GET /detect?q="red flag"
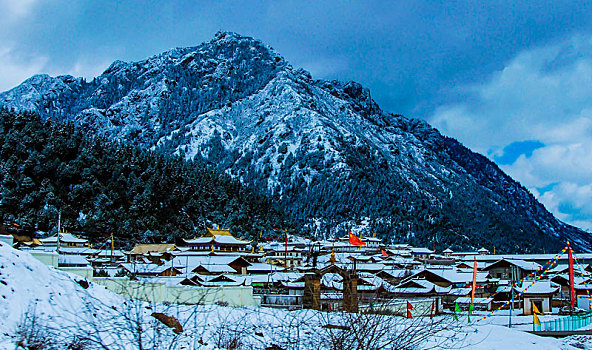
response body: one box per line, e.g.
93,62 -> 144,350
381,249 -> 388,257
407,301 -> 413,318
348,231 -> 366,246
430,299 -> 436,319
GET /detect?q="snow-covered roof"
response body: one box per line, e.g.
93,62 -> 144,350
409,247 -> 434,254
496,286 -> 512,293
376,268 -> 409,279
184,235 -> 251,245
382,256 -> 419,266
575,283 -> 592,291
282,282 -> 305,289
187,275 -> 250,287
392,279 -> 450,295
40,233 -> 88,244
455,261 -> 488,269
484,258 -> 541,272
171,255 -> 250,270
247,263 -> 283,273
391,244 -> 411,249
129,244 -> 176,255
550,274 -> 590,285
194,264 -> 236,274
356,273 -> 394,292
252,272 -> 303,283
414,268 -> 489,284
119,263 -> 181,275
57,247 -> 98,255
336,262 -> 385,272
95,249 -> 126,258
448,287 -> 471,296
515,280 -> 559,295
321,273 -> 343,290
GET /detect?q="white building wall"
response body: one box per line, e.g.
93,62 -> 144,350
58,266 -> 94,279
523,296 -> 552,315
93,277 -> 260,307
578,295 -> 592,310
0,235 -> 13,247
30,250 -> 59,267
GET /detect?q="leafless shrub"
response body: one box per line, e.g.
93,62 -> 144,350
14,306 -> 56,350
14,305 -> 91,350
312,300 -> 464,350
11,277 -> 471,350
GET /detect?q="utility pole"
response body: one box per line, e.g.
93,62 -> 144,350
509,265 -> 515,328
284,229 -> 288,270
110,232 -> 114,262
56,211 -> 61,252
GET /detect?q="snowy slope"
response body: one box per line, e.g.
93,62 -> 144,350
0,242 -> 124,348
0,31 -> 589,252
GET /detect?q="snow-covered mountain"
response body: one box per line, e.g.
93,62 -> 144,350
1,32 -> 588,252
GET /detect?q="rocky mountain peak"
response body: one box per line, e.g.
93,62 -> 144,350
0,32 -> 589,252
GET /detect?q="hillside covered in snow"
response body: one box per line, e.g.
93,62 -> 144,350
0,32 -> 588,252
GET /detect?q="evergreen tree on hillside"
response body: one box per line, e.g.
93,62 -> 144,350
0,109 -> 291,246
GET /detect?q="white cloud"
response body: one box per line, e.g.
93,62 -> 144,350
299,56 -> 350,79
0,0 -> 38,19
537,182 -> 592,231
0,45 -> 48,91
0,44 -> 111,91
429,35 -> 592,231
432,35 -> 592,152
65,59 -> 111,81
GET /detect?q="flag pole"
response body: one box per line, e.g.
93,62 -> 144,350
284,229 -> 288,270
111,232 -> 114,262
568,241 -> 575,310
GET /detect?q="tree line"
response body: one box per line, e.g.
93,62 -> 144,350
0,108 -> 291,247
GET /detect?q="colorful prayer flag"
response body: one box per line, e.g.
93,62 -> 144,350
532,301 -> 541,315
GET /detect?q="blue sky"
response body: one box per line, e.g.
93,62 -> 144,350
2,0 -> 592,231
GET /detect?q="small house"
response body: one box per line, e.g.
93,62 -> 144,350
515,280 -> 559,315
40,233 -> 88,248
483,259 -> 541,281
183,227 -> 251,253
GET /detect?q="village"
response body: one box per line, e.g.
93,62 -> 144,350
2,224 -> 592,329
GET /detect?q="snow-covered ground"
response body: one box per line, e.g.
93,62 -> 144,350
1,241 -> 590,349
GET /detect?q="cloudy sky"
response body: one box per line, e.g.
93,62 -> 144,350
2,0 -> 592,231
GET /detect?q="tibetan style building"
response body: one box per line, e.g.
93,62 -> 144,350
183,227 -> 251,253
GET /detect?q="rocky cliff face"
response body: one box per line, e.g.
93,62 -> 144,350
1,32 -> 588,252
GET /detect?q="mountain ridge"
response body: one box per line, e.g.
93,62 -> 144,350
1,31 -> 588,253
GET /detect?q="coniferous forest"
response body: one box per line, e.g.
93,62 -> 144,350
0,109 -> 291,246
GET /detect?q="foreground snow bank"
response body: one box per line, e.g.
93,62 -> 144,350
0,242 -> 124,347
1,241 -> 590,349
